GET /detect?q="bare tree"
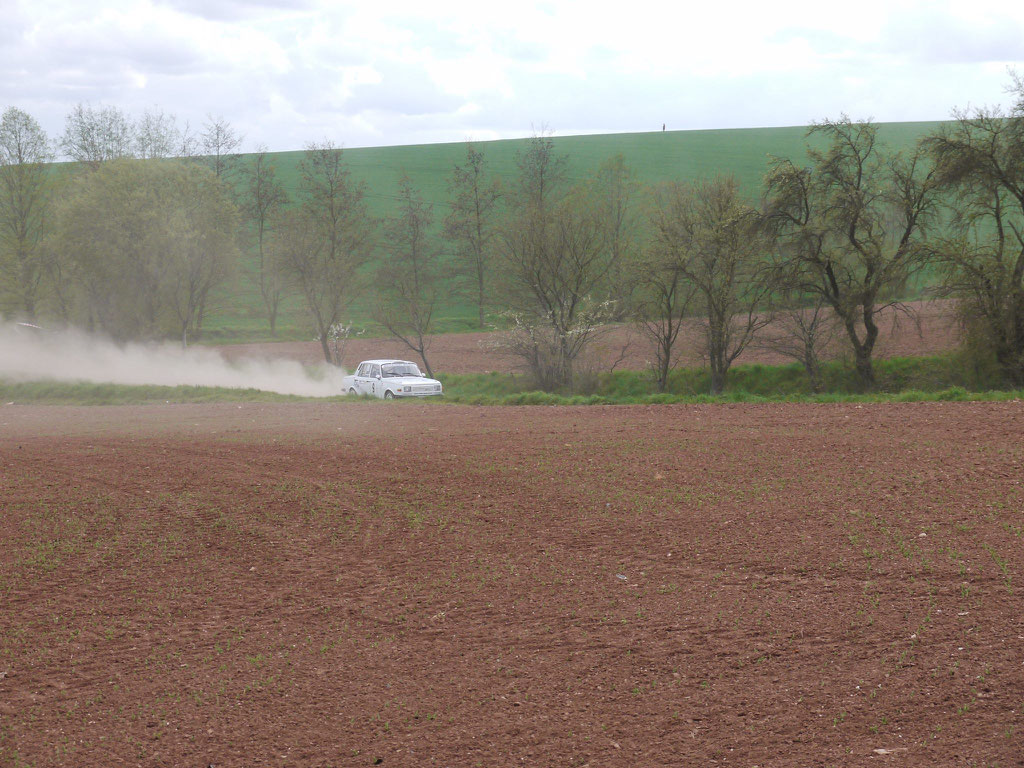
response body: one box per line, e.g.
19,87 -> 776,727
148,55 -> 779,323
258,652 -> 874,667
765,117 -> 940,388
634,242 -> 696,393
0,107 -> 52,319
443,142 -> 502,328
134,107 -> 183,159
376,177 -> 441,377
275,141 -> 373,364
756,292 -> 839,392
200,115 -> 243,182
60,103 -> 134,168
923,76 -> 1024,386
240,146 -> 289,334
177,120 -> 200,159
653,176 -> 775,394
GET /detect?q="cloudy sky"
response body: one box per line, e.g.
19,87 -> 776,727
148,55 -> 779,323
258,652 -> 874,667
2,0 -> 1023,155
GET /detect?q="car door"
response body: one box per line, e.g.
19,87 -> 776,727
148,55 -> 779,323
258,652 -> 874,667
368,363 -> 382,397
354,363 -> 372,395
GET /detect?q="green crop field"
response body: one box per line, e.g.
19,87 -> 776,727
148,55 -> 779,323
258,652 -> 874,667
205,121 -> 945,343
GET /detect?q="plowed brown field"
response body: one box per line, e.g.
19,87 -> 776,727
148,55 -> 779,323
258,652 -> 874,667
2,401 -> 1022,767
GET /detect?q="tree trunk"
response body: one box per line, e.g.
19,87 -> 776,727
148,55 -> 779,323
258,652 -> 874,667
707,315 -> 728,395
842,305 -> 879,391
656,340 -> 671,393
477,260 -> 485,330
710,365 -> 726,395
995,343 -> 1024,387
558,332 -> 574,392
803,350 -> 822,394
319,332 -> 333,365
853,346 -> 875,390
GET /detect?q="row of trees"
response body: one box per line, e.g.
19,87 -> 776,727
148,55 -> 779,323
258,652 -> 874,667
0,103 -> 247,344
2,79 -> 1023,392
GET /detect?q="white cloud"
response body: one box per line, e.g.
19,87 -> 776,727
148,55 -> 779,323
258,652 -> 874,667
2,0 -> 1023,152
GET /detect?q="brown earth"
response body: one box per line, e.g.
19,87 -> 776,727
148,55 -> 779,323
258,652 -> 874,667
219,300 -> 962,374
2,400 -> 1022,767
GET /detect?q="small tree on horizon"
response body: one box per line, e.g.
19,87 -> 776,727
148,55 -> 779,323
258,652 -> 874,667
60,103 -> 134,168
200,115 -> 244,185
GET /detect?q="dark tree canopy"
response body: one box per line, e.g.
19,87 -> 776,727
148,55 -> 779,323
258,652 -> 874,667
924,76 -> 1024,385
765,117 -> 940,388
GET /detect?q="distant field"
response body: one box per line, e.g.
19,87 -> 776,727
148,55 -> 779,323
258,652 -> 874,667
206,121 -> 945,343
262,122 -> 943,215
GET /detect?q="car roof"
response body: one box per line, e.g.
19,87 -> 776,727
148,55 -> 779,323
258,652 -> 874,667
359,359 -> 417,365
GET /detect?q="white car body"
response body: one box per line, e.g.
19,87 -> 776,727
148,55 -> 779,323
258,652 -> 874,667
342,359 -> 443,399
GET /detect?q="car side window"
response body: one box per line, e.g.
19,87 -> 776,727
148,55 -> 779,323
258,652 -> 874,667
371,364 -> 381,378
356,364 -> 366,377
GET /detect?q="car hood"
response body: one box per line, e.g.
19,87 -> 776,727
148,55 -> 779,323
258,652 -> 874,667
386,376 -> 440,386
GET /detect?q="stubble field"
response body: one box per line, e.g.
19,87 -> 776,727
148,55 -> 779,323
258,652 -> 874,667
1,401 -> 1022,767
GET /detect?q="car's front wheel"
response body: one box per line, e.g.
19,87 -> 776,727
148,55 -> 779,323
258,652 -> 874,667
384,390 -> 395,400
348,388 -> 357,396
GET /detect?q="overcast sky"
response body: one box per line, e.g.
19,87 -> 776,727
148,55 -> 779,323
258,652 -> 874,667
3,0 -> 1023,154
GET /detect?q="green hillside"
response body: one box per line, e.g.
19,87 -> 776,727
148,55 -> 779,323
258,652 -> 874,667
209,121 -> 945,342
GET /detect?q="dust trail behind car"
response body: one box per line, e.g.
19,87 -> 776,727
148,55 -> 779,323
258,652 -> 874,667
0,322 -> 348,397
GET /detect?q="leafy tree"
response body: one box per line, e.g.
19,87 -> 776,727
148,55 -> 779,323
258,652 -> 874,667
376,177 -> 442,376
652,176 -> 775,394
276,142 -> 373,364
49,159 -> 239,341
443,142 -> 502,329
924,77 -> 1024,385
60,103 -> 134,167
498,134 -> 619,391
0,107 -> 52,319
765,118 -> 940,388
240,146 -> 289,334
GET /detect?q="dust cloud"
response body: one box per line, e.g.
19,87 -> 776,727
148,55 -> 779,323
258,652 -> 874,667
0,322 -> 348,397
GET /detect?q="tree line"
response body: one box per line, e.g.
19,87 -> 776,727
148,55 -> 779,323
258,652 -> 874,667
1,81 -> 1023,392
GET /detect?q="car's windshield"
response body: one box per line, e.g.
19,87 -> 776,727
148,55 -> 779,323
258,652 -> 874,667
382,363 -> 423,377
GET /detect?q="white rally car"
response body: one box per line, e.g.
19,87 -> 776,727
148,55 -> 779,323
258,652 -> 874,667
342,359 -> 443,399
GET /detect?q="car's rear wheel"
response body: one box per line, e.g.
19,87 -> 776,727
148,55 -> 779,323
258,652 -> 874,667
384,390 -> 395,400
